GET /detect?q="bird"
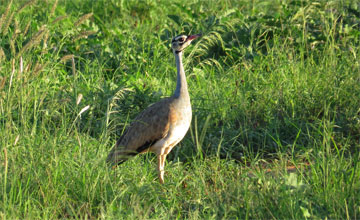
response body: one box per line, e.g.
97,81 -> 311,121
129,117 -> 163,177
107,33 -> 201,184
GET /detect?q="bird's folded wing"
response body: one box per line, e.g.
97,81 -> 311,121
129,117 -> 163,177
107,98 -> 173,164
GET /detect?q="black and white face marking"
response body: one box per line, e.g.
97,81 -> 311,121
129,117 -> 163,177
171,34 -> 200,53
177,36 -> 185,44
172,35 -> 186,42
172,35 -> 187,46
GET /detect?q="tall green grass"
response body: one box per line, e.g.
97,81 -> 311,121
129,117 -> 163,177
1,0 -> 360,218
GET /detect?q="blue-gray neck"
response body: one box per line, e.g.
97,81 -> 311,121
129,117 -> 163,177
173,51 -> 189,99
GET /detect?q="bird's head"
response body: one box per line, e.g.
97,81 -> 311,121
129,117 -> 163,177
171,34 -> 201,54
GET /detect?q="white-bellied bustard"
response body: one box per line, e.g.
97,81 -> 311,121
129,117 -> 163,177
107,34 -> 201,184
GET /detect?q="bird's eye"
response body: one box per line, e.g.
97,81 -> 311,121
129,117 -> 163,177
179,38 -> 185,42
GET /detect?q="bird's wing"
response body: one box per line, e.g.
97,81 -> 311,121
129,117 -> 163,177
107,98 -> 174,165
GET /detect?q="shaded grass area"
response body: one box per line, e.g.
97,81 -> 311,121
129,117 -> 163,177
1,0 -> 360,218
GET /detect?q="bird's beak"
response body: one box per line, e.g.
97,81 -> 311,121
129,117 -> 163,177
187,34 -> 201,42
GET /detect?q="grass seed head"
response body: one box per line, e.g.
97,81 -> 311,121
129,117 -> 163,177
17,0 -> 36,14
76,94 -> 83,105
0,47 -> 5,62
73,31 -> 97,41
60,54 -> 74,63
50,0 -> 58,15
74,13 -> 93,26
2,12 -> 15,36
23,21 -> 31,36
17,25 -> 47,58
52,15 -> 68,24
0,0 -> 13,32
10,39 -> 16,56
0,76 -> 6,90
32,62 -> 47,77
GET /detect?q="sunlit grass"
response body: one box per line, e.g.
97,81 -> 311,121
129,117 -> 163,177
0,0 -> 359,218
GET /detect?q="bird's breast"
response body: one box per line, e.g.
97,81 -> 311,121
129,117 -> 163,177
166,102 -> 191,143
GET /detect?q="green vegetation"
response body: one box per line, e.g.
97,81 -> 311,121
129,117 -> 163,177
1,0 -> 360,218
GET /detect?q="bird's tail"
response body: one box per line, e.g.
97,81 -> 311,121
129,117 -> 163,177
106,145 -> 137,168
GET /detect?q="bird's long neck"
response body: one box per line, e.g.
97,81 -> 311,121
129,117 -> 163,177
173,51 -> 189,99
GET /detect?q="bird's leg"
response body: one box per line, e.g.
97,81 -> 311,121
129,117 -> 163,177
157,154 -> 167,184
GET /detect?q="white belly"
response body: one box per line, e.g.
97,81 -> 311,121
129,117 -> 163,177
168,121 -> 191,145
151,119 -> 191,155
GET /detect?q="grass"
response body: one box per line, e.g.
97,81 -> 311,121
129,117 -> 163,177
1,0 -> 360,218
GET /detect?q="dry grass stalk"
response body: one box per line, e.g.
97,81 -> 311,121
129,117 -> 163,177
72,56 -> 76,76
9,38 -> 16,56
17,25 -> 47,58
76,93 -> 83,105
42,31 -> 49,50
2,12 -> 15,36
73,30 -> 97,41
14,135 -> 20,146
23,21 -> 31,36
52,15 -> 68,24
0,76 -> 6,90
25,62 -> 32,73
3,148 -> 8,177
17,57 -> 23,80
78,105 -> 90,117
14,19 -> 20,35
0,0 -> 13,32
20,56 -> 23,73
17,0 -> 36,14
32,62 -> 47,77
9,59 -> 15,90
13,20 -> 20,53
50,0 -> 58,15
74,13 -> 93,26
0,47 -> 5,62
60,54 -> 74,62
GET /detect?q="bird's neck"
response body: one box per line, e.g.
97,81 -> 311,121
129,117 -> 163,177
173,51 -> 189,99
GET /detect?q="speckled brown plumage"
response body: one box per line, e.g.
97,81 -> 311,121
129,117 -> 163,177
107,98 -> 172,162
